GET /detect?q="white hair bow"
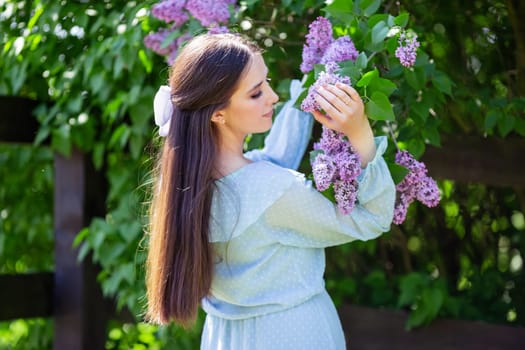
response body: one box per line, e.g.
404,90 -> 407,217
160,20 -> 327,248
153,85 -> 173,137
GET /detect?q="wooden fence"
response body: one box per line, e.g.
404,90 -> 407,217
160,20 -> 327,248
1,95 -> 524,349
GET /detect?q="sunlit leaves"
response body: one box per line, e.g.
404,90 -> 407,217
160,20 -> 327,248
365,91 -> 395,121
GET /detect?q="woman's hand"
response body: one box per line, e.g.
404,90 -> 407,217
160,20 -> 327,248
312,82 -> 376,167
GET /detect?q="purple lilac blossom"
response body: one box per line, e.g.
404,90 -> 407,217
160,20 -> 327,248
166,33 -> 192,65
334,151 -> 362,182
144,28 -> 180,56
393,150 -> 440,224
416,176 -> 440,207
334,180 -> 359,215
311,125 -> 362,214
185,0 -> 233,27
208,25 -> 230,34
300,70 -> 350,113
300,16 -> 334,73
320,36 -> 359,65
393,194 -> 410,225
395,31 -> 420,68
152,0 -> 189,26
313,126 -> 347,155
312,153 -> 337,192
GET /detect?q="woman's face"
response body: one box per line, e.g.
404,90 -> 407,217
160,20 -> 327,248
216,53 -> 279,140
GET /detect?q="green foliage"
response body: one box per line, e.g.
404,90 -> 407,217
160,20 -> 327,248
0,145 -> 53,274
0,318 -> 52,350
105,313 -> 204,350
301,0 -> 452,159
1,0 -> 524,348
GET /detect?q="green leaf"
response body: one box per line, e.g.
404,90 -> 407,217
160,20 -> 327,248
411,103 -> 429,121
11,61 -> 28,93
368,76 -> 397,96
356,68 -> 379,87
432,71 -> 453,95
90,72 -> 105,93
320,185 -> 336,203
371,20 -> 389,44
27,4 -> 44,31
497,114 -> 515,137
51,125 -> 72,156
67,94 -> 83,114
113,55 -> 125,79
513,116 -> 525,136
138,49 -> 152,73
73,228 -> 90,248
309,149 -> 324,164
302,69 -> 316,87
92,142 -> 105,170
404,68 -> 425,91
323,0 -> 355,22
387,162 -> 409,185
355,52 -> 368,69
422,125 -> 441,146
339,61 -> 362,84
394,12 -> 410,27
365,91 -> 395,121
129,132 -> 145,160
77,243 -> 91,263
387,14 -> 395,27
109,124 -> 131,150
34,126 -> 50,146
406,137 -> 425,158
421,288 -> 444,320
293,88 -> 309,111
360,0 -> 381,17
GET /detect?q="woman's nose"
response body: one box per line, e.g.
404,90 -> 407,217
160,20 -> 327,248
269,87 -> 279,105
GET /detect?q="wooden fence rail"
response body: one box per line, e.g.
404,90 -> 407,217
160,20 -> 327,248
1,96 -> 524,349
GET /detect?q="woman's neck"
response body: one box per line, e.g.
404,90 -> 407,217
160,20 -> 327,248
213,134 -> 251,179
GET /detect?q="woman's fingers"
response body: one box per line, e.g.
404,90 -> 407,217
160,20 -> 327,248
314,91 -> 345,125
312,82 -> 368,135
337,83 -> 362,106
312,108 -> 336,130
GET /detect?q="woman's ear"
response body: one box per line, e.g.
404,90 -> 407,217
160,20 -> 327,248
211,111 -> 226,125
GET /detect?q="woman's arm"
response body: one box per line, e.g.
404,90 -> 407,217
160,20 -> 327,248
264,136 -> 395,248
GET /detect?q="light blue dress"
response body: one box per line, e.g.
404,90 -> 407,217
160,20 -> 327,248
200,80 -> 396,349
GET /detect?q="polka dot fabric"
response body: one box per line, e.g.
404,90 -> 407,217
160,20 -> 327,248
201,137 -> 395,349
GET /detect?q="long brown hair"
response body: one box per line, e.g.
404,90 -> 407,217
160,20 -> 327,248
146,34 -> 261,327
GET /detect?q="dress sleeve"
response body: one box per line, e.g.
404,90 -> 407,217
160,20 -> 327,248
244,80 -> 313,170
264,136 -> 395,248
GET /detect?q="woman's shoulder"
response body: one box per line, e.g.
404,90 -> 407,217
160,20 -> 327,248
219,159 -> 305,185
210,160 -> 307,242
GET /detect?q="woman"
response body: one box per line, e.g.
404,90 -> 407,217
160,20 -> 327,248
146,33 -> 395,349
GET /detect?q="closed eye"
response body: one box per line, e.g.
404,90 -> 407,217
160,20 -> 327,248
250,78 -> 271,99
251,90 -> 263,99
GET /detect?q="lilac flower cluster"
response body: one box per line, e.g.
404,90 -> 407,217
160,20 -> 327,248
300,16 -> 358,74
185,0 -> 234,27
395,31 -> 420,68
300,65 -> 351,113
144,0 -> 235,63
320,36 -> 359,65
311,127 -> 362,215
393,150 -> 440,224
144,30 -> 191,64
151,0 -> 188,26
144,28 -> 180,56
300,16 -> 362,214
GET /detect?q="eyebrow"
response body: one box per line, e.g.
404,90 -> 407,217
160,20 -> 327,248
248,81 -> 264,93
247,68 -> 269,94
